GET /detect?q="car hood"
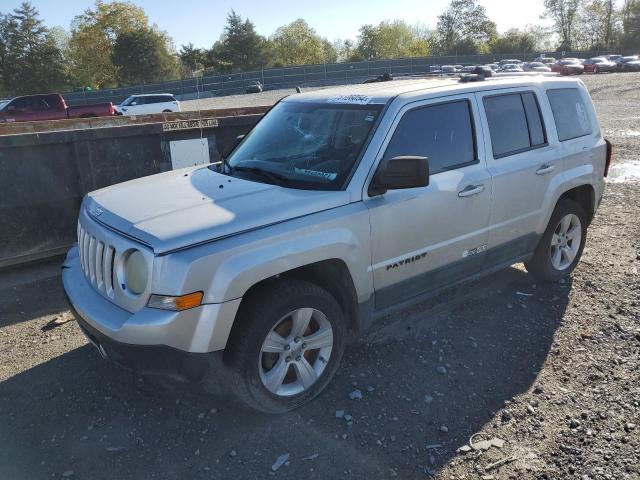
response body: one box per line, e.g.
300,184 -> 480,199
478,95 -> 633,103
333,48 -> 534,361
85,166 -> 351,254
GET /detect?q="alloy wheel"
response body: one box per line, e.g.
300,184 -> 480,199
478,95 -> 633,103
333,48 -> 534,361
549,213 -> 582,270
258,308 -> 334,396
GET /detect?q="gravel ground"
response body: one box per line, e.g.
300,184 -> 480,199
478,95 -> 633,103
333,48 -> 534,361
1,73 -> 639,480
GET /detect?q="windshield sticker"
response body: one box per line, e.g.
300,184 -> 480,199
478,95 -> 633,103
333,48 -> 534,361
327,94 -> 372,105
364,113 -> 375,122
294,168 -> 337,181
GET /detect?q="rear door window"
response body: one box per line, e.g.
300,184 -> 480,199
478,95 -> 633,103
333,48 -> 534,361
547,88 -> 592,141
483,91 -> 547,158
383,100 -> 476,175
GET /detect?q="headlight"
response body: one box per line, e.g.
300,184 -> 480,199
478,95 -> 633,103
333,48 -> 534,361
123,250 -> 148,295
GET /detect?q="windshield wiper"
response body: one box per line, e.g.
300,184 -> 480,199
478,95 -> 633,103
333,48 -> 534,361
232,165 -> 291,185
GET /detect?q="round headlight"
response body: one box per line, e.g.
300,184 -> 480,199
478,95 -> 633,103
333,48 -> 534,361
124,250 -> 148,295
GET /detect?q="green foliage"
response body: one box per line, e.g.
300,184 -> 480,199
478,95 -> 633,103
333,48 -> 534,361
621,0 -> 640,48
355,20 -> 430,60
0,2 -> 68,96
67,1 -> 148,88
208,11 -> 268,73
269,19 -> 335,66
178,42 -> 208,75
490,29 -> 537,54
436,0 -> 497,54
112,27 -> 179,85
542,0 -> 581,50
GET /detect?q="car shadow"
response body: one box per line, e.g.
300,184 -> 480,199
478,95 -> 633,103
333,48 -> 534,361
0,265 -> 571,479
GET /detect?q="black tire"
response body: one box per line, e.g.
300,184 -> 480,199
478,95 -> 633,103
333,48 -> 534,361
162,109 -> 172,113
224,279 -> 346,413
525,199 -> 587,282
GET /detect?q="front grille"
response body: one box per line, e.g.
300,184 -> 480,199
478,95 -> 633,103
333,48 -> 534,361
77,221 -> 116,297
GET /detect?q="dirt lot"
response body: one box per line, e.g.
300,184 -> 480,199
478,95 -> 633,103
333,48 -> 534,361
1,73 -> 639,480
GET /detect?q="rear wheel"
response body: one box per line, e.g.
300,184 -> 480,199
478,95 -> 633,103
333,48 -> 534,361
162,109 -> 172,113
224,279 -> 346,413
525,199 -> 587,282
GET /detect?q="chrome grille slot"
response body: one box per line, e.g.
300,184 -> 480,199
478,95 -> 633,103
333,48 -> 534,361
77,221 -> 117,297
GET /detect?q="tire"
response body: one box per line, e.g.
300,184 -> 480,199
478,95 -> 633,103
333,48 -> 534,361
162,109 -> 172,113
224,279 -> 346,413
525,199 -> 587,282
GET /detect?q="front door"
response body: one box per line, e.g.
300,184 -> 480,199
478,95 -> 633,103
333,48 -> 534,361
365,95 -> 492,311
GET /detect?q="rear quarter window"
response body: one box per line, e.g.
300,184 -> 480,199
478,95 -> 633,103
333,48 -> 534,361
547,88 -> 592,141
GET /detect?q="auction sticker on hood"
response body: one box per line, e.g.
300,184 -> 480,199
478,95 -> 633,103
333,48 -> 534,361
327,94 -> 372,105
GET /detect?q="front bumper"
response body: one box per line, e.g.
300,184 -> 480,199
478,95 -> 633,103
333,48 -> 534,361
69,303 -> 223,383
62,246 -> 241,354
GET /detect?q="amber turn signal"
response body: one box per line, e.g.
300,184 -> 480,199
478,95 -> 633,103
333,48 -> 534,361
147,291 -> 204,311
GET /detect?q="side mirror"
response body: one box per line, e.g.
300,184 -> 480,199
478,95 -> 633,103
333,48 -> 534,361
369,156 -> 429,196
131,101 -> 137,106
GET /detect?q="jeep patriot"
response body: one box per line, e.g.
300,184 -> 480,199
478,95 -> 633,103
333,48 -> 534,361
63,75 -> 612,412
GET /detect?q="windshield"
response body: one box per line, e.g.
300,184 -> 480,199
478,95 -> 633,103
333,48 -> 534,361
0,100 -> 8,111
223,101 -> 382,190
120,96 -> 137,106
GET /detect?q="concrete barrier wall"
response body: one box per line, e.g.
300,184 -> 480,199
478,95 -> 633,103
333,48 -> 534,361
0,109 -> 268,268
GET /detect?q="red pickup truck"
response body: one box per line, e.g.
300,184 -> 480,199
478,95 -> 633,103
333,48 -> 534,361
0,93 -> 115,123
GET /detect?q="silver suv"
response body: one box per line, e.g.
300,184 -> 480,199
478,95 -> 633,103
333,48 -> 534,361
63,76 -> 612,413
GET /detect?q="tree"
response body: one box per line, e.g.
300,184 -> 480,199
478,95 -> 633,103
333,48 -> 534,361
67,1 -> 148,88
574,0 -> 621,50
0,2 -> 68,96
355,20 -> 430,60
269,19 -> 333,66
620,0 -> 640,48
436,0 -> 497,53
208,11 -> 267,72
112,27 -> 178,85
179,42 -> 208,75
491,28 -> 537,54
542,0 -> 581,50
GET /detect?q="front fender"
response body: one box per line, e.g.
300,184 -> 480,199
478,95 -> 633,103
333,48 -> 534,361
157,203 -> 373,306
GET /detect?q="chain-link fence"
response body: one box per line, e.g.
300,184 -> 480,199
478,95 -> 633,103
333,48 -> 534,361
63,49 -> 639,106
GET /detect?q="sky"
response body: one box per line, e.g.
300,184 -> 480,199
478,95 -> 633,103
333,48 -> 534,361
0,0 -> 550,48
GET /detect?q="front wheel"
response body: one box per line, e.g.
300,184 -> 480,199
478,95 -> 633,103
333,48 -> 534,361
224,280 -> 346,413
525,199 -> 587,282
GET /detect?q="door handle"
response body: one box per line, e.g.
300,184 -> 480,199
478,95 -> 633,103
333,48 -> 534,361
458,184 -> 485,197
536,164 -> 555,175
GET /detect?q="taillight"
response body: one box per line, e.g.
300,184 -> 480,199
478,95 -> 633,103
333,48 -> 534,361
604,139 -> 613,177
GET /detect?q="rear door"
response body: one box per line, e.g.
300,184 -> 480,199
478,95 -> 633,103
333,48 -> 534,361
475,87 -> 562,264
365,94 -> 492,311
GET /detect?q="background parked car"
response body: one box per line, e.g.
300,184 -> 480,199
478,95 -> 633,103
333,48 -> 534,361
440,65 -> 458,74
0,93 -> 114,122
245,81 -> 263,93
498,58 -> 522,68
534,55 -> 556,64
551,58 -> 584,75
500,63 -> 524,72
523,62 -> 552,72
582,57 -> 616,73
116,94 -> 180,116
615,56 -> 640,72
604,54 -> 622,62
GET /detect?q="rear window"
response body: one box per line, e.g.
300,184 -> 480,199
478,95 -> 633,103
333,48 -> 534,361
547,88 -> 592,141
383,100 -> 476,174
483,92 -> 547,158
